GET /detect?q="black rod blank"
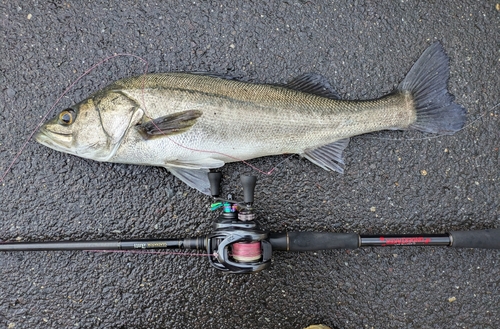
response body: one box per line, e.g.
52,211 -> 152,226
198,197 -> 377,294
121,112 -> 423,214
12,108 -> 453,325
0,238 -> 207,252
1,229 -> 499,253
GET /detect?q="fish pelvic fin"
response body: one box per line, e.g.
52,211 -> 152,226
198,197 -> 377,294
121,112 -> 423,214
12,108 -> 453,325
139,110 -> 203,137
302,138 -> 349,173
167,167 -> 211,195
398,42 -> 466,135
165,158 -> 225,194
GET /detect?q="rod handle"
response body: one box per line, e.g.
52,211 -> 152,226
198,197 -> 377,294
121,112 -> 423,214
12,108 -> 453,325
269,232 -> 360,251
449,229 -> 500,249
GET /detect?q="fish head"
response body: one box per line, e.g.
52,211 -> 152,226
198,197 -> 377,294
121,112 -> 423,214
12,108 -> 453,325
35,91 -> 143,161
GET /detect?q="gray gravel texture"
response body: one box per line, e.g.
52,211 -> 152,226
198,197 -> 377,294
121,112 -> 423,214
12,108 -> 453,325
1,1 -> 499,328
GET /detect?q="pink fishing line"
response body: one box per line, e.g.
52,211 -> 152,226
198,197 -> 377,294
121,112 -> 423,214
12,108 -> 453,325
86,249 -> 215,257
1,53 -> 148,183
0,53 -> 287,184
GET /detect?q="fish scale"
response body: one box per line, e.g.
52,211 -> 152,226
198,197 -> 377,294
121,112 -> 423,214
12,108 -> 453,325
116,74 -> 411,151
36,42 -> 466,194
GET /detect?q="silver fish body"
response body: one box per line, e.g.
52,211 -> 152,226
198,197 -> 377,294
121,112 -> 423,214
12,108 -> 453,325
108,74 -> 412,165
36,42 -> 466,194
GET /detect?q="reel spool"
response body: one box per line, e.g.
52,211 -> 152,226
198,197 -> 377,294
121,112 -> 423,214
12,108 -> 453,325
1,172 -> 499,274
232,242 -> 262,262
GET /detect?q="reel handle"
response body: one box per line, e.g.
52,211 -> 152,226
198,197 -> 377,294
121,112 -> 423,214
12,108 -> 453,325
208,172 -> 222,197
241,175 -> 257,205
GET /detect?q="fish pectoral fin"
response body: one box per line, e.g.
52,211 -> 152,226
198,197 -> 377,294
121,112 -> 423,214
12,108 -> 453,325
139,110 -> 203,137
167,167 -> 211,195
286,73 -> 340,100
167,158 -> 225,169
302,138 -> 350,173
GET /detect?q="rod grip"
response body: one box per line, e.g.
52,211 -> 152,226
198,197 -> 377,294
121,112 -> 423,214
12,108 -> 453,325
449,229 -> 500,249
269,232 -> 360,251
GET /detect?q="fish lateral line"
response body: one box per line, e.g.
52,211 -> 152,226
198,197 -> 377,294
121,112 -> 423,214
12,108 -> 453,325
141,113 -> 283,176
360,102 -> 499,141
31,42 -> 468,195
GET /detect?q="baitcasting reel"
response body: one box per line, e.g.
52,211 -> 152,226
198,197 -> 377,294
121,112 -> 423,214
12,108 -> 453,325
1,173 -> 499,274
205,173 -> 272,273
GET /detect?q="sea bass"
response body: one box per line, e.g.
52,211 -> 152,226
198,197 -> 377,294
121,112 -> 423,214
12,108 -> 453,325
35,42 -> 466,194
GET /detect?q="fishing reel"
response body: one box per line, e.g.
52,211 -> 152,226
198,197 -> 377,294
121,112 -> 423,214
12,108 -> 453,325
205,173 -> 272,274
2,173 -> 499,275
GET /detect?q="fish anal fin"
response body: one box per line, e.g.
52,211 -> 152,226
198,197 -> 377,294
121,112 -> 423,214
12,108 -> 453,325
139,110 -> 203,137
302,138 -> 349,173
286,73 -> 340,100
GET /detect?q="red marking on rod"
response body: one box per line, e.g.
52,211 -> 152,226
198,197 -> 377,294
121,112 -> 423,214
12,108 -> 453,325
379,236 -> 431,246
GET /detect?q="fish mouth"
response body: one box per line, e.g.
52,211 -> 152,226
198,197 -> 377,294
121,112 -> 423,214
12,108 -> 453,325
35,127 -> 74,153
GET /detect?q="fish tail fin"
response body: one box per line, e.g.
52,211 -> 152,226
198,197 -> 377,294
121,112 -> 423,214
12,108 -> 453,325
398,42 -> 466,134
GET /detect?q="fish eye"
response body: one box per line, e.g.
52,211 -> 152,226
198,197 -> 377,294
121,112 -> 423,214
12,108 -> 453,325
58,109 -> 76,125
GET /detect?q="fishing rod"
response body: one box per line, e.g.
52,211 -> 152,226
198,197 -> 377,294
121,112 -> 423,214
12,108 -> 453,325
1,173 -> 499,274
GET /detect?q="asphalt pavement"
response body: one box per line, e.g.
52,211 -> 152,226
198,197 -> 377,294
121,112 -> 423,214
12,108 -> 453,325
0,1 -> 499,328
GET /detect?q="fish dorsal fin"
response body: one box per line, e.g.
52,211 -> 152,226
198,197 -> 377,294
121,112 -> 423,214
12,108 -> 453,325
286,73 -> 340,99
139,110 -> 202,137
302,138 -> 349,173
